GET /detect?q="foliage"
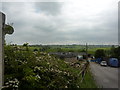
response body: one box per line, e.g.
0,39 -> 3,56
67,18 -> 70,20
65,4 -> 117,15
23,43 -> 29,51
33,48 -> 38,52
4,45 -> 85,89
23,43 -> 29,47
94,49 -> 106,58
110,46 -> 120,59
80,68 -> 98,88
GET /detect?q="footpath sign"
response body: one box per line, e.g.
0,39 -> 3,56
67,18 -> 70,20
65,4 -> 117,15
0,12 -> 5,89
0,12 -> 14,89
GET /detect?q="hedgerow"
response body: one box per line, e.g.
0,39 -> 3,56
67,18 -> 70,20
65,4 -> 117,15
4,45 -> 82,89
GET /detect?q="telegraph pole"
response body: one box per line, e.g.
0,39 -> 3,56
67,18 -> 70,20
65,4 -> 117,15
86,43 -> 88,60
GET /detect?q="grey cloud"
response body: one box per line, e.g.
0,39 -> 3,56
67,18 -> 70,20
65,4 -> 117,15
34,2 -> 63,15
2,1 -> 118,45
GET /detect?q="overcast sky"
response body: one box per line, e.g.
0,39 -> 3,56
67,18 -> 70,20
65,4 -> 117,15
0,0 -> 119,45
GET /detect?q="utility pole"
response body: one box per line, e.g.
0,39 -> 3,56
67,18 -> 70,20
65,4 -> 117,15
86,43 -> 88,60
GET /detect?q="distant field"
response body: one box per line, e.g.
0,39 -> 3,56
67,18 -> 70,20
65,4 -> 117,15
88,47 -> 111,54
28,45 -> 112,55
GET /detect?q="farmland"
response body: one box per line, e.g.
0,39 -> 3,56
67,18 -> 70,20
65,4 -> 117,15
29,44 -> 112,54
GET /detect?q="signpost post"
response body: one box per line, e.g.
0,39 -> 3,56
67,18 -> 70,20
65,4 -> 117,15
118,2 -> 120,89
0,12 -> 5,89
0,12 -> 14,89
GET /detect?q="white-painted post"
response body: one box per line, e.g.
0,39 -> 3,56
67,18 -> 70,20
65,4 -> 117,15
0,12 -> 5,89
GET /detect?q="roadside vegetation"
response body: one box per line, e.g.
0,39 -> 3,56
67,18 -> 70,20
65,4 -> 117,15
94,45 -> 120,59
80,67 -> 98,88
4,44 -> 98,89
4,43 -> 119,89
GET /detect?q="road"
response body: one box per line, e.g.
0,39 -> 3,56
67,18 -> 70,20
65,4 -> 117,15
90,62 -> 119,88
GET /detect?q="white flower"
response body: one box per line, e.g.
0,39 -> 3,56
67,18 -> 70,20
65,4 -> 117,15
65,86 -> 68,88
64,72 -> 67,74
58,70 -> 62,73
47,62 -> 50,65
51,68 -> 54,71
36,74 -> 41,79
67,72 -> 70,76
67,81 -> 70,84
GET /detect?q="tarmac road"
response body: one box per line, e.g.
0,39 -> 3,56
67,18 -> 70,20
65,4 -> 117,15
90,62 -> 119,88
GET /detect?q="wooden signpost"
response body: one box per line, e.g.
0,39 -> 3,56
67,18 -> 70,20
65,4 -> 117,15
0,12 -> 14,89
0,12 -> 5,89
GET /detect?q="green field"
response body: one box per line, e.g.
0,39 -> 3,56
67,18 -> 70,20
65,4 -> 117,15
88,47 -> 111,55
28,45 -> 112,55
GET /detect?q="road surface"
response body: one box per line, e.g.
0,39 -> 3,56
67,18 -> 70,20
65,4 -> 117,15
90,62 -> 119,88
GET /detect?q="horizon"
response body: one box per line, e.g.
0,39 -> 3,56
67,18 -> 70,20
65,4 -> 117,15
6,42 -> 119,45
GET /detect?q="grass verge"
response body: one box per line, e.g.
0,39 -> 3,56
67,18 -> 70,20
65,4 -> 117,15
80,67 -> 98,88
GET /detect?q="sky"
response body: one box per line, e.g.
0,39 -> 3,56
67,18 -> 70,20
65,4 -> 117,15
0,0 -> 119,45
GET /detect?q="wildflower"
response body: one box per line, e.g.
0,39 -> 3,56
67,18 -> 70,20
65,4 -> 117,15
36,74 -> 41,79
47,62 -> 50,65
65,86 -> 68,88
67,72 -> 70,76
64,72 -> 67,75
67,81 -> 70,84
51,68 -> 54,71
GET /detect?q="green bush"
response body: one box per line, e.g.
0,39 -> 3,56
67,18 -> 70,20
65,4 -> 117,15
94,49 -> 106,58
4,45 -> 83,89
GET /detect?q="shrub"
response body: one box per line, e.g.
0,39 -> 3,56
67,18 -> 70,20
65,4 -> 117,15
4,45 -> 82,89
94,49 -> 105,58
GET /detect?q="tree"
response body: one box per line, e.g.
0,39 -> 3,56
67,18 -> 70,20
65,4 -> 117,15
57,48 -> 63,52
110,45 -> 115,57
81,49 -> 86,52
68,50 -> 74,52
23,43 -> 29,51
95,49 -> 106,58
109,46 -> 120,59
23,43 -> 29,47
33,48 -> 38,52
113,46 -> 120,59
